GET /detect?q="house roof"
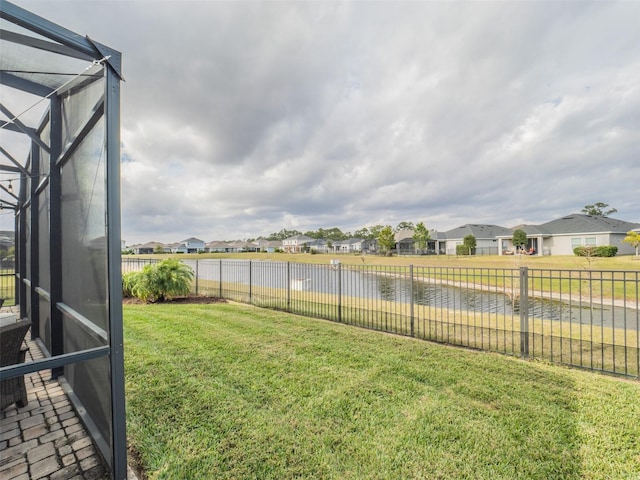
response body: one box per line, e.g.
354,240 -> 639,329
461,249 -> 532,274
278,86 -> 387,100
179,237 -> 205,244
394,229 -> 414,241
539,214 -> 640,235
336,238 -> 364,245
442,224 -> 512,240
207,241 -> 230,248
134,241 -> 166,249
305,239 -> 327,246
496,225 -> 551,238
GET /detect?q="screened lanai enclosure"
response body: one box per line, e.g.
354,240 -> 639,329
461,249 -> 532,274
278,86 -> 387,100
0,1 -> 126,478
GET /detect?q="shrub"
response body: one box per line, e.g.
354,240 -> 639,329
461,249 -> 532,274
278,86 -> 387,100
595,246 -> 618,257
456,244 -> 474,255
122,271 -> 141,298
573,246 -> 618,257
123,259 -> 194,303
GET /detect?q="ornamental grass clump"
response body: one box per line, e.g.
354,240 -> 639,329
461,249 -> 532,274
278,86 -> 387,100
123,258 -> 193,303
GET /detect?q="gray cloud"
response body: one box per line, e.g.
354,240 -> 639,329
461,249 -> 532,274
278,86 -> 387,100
14,0 -> 640,243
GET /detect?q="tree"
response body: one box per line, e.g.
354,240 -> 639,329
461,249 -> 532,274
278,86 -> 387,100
413,222 -> 431,253
463,234 -> 476,255
582,202 -> 617,217
267,229 -> 302,241
354,227 -> 370,239
512,229 -> 528,252
323,227 -> 348,241
623,230 -> 640,257
368,225 -> 385,240
396,221 -> 414,232
377,226 -> 396,255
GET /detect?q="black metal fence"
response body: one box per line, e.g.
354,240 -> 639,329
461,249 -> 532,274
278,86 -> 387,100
122,258 -> 640,378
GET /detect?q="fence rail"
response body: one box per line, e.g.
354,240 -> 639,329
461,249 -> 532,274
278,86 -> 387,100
122,258 -> 640,378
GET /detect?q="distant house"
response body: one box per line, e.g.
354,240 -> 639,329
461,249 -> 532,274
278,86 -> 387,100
206,241 -> 231,253
253,239 -> 270,251
361,238 -> 377,253
225,241 -> 259,253
253,239 -> 283,253
172,237 -> 205,254
131,241 -> 167,254
282,234 -> 315,253
331,238 -> 363,253
497,214 -> 640,256
440,224 -> 512,255
395,229 -> 415,255
306,238 -> 330,253
264,240 -> 283,253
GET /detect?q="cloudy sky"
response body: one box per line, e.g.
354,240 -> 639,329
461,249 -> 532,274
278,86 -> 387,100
11,0 -> 640,244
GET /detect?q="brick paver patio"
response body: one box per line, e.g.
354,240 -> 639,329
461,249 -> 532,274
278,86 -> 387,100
1,318 -> 114,479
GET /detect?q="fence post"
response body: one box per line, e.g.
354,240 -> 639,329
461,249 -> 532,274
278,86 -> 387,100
286,262 -> 291,311
195,259 -> 199,296
519,266 -> 529,359
219,259 -> 223,299
337,263 -> 342,322
249,260 -> 252,304
410,264 -> 415,337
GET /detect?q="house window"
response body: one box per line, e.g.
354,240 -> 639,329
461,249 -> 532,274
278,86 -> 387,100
585,237 -> 597,246
571,238 -> 582,249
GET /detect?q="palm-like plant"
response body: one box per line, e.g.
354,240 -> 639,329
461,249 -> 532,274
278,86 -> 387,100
126,259 -> 194,303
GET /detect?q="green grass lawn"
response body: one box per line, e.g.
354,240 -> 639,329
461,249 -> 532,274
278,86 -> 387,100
124,302 -> 640,480
129,251 -> 640,271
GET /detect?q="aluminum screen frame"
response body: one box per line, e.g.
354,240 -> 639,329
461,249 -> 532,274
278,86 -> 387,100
0,2 -> 126,478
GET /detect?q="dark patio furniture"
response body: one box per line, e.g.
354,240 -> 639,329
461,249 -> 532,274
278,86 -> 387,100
1,318 -> 31,410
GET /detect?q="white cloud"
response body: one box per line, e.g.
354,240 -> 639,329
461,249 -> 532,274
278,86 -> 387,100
13,0 -> 640,243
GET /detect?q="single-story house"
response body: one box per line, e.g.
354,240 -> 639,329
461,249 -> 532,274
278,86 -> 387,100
226,241 -> 260,253
263,240 -> 283,253
206,241 -> 231,253
332,238 -> 364,253
361,238 -> 377,253
395,229 -> 415,254
306,239 -> 330,253
253,239 -> 283,253
131,241 -> 166,254
440,224 -> 512,255
497,214 -> 640,256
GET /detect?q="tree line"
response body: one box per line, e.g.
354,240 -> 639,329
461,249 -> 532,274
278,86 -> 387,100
260,222 -> 423,242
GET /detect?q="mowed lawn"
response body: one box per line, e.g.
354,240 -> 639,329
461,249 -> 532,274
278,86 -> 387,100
124,302 -> 640,480
130,251 -> 640,271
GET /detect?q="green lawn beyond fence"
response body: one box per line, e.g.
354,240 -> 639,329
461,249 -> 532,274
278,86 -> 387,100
122,258 -> 640,378
124,303 -> 640,479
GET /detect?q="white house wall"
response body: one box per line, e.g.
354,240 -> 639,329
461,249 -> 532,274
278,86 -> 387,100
544,233 -> 633,255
